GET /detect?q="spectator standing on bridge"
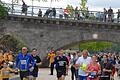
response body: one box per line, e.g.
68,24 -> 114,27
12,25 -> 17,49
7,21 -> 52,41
103,8 -> 107,22
21,0 -> 28,16
54,51 -> 69,80
38,9 -> 42,17
52,8 -> 56,18
74,7 -> 79,20
75,50 -> 91,80
108,7 -> 113,22
44,8 -> 52,18
30,48 -> 42,80
59,8 -> 64,19
15,47 -> 35,80
64,9 -> 69,19
117,9 -> 120,23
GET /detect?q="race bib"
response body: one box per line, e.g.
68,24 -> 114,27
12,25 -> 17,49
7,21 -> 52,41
4,71 -> 9,75
20,60 -> 27,64
58,61 -> 65,66
80,63 -> 87,70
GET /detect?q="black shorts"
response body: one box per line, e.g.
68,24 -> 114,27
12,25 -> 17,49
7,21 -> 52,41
56,69 -> 66,78
20,70 -> 29,79
30,68 -> 39,77
3,78 -> 9,80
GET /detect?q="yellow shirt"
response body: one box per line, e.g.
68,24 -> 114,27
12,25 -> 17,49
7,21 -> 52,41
48,53 -> 55,63
4,53 -> 8,61
0,53 -> 3,63
0,67 -> 12,78
8,54 -> 13,62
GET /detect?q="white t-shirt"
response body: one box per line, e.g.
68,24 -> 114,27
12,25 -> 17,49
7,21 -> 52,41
59,8 -> 64,15
76,56 -> 91,76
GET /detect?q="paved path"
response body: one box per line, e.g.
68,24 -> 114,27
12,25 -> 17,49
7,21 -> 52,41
37,68 -> 119,80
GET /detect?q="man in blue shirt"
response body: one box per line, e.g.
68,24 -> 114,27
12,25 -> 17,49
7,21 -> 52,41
16,47 -> 35,80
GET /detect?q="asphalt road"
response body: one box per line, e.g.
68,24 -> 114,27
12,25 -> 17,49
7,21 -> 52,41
37,68 -> 119,80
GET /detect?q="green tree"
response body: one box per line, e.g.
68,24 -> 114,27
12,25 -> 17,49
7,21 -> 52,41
65,5 -> 74,18
80,0 -> 87,16
0,34 -> 27,53
0,1 -> 8,18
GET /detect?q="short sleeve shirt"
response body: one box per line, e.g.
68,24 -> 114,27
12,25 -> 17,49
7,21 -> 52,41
76,56 -> 91,76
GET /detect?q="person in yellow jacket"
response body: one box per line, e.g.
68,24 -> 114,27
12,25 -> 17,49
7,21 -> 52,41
0,52 -> 3,63
8,51 -> 13,62
3,52 -> 8,62
47,51 -> 56,75
0,62 -> 17,80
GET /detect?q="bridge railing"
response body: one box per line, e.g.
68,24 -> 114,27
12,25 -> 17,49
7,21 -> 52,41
2,3 -> 120,23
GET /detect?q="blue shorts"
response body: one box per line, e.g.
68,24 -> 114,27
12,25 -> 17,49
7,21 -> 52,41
30,71 -> 38,77
78,75 -> 87,80
30,69 -> 38,77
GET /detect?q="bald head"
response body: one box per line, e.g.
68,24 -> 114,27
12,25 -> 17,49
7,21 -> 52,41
22,47 -> 28,54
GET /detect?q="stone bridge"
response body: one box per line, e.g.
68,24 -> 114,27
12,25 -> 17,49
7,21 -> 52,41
0,15 -> 120,61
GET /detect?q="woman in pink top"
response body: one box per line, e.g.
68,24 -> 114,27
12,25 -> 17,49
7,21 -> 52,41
86,55 -> 100,80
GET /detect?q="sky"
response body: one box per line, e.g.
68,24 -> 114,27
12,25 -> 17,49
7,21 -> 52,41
1,0 -> 120,12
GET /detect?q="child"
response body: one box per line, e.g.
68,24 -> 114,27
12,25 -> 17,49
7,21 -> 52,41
0,62 -> 16,80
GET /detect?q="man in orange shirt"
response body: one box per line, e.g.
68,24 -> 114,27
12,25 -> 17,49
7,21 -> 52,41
47,51 -> 55,75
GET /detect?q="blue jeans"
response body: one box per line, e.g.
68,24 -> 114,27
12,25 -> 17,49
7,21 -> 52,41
78,75 -> 87,80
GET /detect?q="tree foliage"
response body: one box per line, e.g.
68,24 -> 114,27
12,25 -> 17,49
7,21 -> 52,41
80,0 -> 87,16
65,5 -> 74,18
0,1 -> 8,18
79,41 -> 112,52
0,34 -> 27,53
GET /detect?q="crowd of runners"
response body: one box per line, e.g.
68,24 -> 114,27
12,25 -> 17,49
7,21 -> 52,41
0,47 -> 120,80
47,49 -> 120,80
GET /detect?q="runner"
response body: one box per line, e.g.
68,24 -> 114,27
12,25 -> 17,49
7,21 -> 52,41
30,48 -> 42,80
86,55 -> 100,80
0,62 -> 17,80
47,50 -> 55,75
99,54 -> 113,80
15,47 -> 35,80
70,53 -> 78,80
54,51 -> 69,80
75,50 -> 91,80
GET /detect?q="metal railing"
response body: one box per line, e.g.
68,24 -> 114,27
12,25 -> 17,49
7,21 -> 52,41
2,3 -> 120,23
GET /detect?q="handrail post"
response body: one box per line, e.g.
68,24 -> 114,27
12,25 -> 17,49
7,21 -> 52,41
31,0 -> 33,16
11,0 -> 14,14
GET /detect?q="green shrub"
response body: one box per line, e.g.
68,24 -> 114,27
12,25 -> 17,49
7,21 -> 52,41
0,2 -> 8,18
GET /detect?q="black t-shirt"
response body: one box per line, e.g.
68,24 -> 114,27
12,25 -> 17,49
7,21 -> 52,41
54,56 -> 69,70
108,9 -> 113,14
32,55 -> 41,69
100,61 -> 112,76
